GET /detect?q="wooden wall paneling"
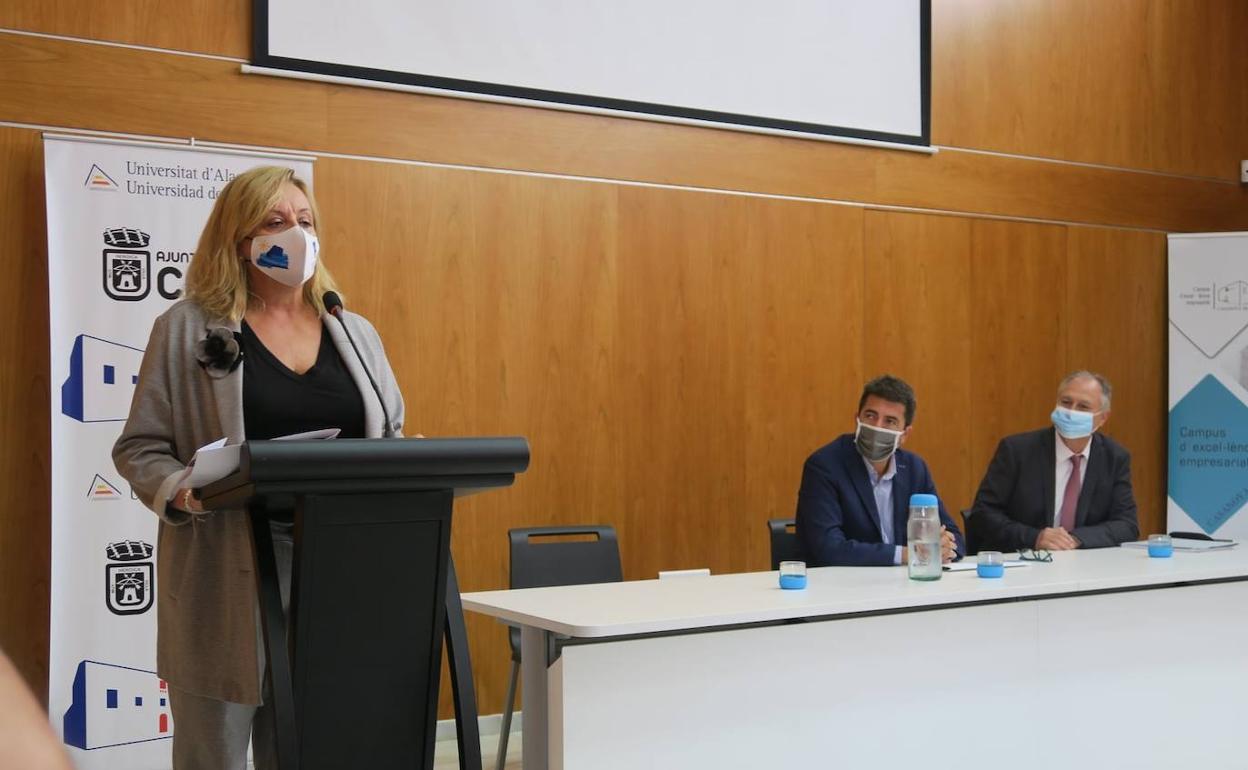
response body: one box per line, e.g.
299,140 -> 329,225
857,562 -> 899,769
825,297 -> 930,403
738,201 -> 865,573
968,219 -> 1070,486
613,187 -> 750,580
313,160 -> 481,438
0,127 -> 52,701
0,0 -> 250,59
934,0 -> 1248,181
1148,1 -> 1248,185
445,170 -> 621,579
3,33 -> 1247,235
875,148 -> 1248,235
325,72 -> 1248,233
0,33 -> 331,152
1063,227 -> 1167,538
862,210 -> 975,524
454,171 -> 619,717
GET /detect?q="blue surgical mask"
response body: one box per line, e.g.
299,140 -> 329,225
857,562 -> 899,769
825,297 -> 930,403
1051,406 -> 1096,439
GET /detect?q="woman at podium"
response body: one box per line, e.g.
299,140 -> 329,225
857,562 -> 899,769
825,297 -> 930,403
113,165 -> 405,770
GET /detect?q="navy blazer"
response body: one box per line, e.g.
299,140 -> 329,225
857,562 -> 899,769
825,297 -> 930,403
968,428 -> 1139,551
795,434 -> 965,567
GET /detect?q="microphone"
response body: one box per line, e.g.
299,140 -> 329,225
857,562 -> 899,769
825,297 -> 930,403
323,291 -> 394,437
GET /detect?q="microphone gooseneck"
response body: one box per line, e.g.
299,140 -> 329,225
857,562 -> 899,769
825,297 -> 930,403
322,291 -> 393,437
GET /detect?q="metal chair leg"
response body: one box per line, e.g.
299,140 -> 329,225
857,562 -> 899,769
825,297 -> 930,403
496,658 -> 520,770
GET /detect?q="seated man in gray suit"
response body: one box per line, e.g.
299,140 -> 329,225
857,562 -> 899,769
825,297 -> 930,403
968,370 -> 1139,552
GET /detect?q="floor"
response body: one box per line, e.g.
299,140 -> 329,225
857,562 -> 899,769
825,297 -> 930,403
433,730 -> 522,770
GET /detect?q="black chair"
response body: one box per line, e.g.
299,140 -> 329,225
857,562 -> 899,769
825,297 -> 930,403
961,508 -> 978,555
767,518 -> 802,570
496,525 -> 623,770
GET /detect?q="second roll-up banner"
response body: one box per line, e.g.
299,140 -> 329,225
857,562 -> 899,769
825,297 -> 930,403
1167,232 -> 1248,540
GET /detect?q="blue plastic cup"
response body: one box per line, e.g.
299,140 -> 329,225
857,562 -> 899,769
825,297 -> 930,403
779,560 -> 807,589
1148,534 -> 1173,558
977,551 -> 1005,578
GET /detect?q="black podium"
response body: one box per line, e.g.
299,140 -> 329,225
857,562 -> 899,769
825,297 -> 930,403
198,437 -> 530,770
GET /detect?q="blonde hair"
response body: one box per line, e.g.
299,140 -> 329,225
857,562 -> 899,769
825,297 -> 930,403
185,165 -> 342,321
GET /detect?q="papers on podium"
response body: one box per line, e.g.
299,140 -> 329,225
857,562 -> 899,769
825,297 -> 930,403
168,429 -> 340,497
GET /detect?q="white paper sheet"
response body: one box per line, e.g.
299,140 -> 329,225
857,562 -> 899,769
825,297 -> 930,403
942,560 -> 1027,573
168,428 -> 341,497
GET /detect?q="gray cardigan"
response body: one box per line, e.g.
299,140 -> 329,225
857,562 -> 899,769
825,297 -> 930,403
112,299 -> 404,704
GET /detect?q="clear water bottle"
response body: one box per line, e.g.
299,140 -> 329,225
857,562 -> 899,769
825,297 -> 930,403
907,493 -> 942,581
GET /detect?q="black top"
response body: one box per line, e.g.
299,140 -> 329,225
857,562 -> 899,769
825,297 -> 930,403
240,321 -> 367,522
241,321 -> 367,442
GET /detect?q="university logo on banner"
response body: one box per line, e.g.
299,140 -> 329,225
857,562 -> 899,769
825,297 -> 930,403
84,164 -> 119,192
45,134 -> 313,769
88,474 -> 123,501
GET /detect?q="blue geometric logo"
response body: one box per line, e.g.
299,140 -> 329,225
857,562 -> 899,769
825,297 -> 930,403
1168,374 -> 1248,534
256,245 -> 288,269
61,335 -> 145,423
63,660 -> 171,750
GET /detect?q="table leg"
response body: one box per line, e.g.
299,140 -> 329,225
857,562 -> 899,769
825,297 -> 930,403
520,626 -> 550,770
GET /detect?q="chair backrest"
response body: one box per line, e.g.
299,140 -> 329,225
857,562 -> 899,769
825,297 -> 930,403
961,508 -> 977,555
507,525 -> 623,658
767,518 -> 801,570
509,525 -> 623,590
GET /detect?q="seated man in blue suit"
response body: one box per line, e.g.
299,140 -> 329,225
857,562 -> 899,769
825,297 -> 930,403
796,375 -> 964,567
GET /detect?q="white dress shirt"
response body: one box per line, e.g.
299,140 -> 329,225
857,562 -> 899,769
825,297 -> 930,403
1053,429 -> 1092,527
862,454 -> 903,565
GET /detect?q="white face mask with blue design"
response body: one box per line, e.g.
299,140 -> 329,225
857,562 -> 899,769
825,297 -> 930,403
249,225 -> 319,288
1051,406 -> 1098,439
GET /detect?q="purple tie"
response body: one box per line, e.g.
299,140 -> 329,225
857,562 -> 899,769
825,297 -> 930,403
1059,455 -> 1083,531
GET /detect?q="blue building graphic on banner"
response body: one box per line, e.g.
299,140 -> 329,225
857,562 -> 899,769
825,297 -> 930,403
60,334 -> 144,423
63,660 -> 172,750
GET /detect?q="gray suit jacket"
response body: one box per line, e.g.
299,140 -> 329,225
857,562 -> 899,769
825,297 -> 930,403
113,299 -> 404,704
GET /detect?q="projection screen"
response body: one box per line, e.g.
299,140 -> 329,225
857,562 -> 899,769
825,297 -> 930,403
252,0 -> 930,148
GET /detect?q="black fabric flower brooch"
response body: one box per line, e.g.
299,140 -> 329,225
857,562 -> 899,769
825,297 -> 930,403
195,327 -> 243,378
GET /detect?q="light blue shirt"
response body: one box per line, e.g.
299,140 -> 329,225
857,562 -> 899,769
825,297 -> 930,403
862,454 -> 903,566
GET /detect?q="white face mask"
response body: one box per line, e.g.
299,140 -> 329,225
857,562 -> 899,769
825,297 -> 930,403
249,225 -> 319,288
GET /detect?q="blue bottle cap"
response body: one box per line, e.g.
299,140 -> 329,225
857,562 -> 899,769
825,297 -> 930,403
909,493 -> 938,507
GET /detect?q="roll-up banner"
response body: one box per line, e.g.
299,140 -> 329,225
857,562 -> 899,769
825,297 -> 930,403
1167,232 -> 1248,540
44,135 -> 313,769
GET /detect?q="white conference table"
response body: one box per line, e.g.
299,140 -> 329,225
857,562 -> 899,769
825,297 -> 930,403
462,547 -> 1248,770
